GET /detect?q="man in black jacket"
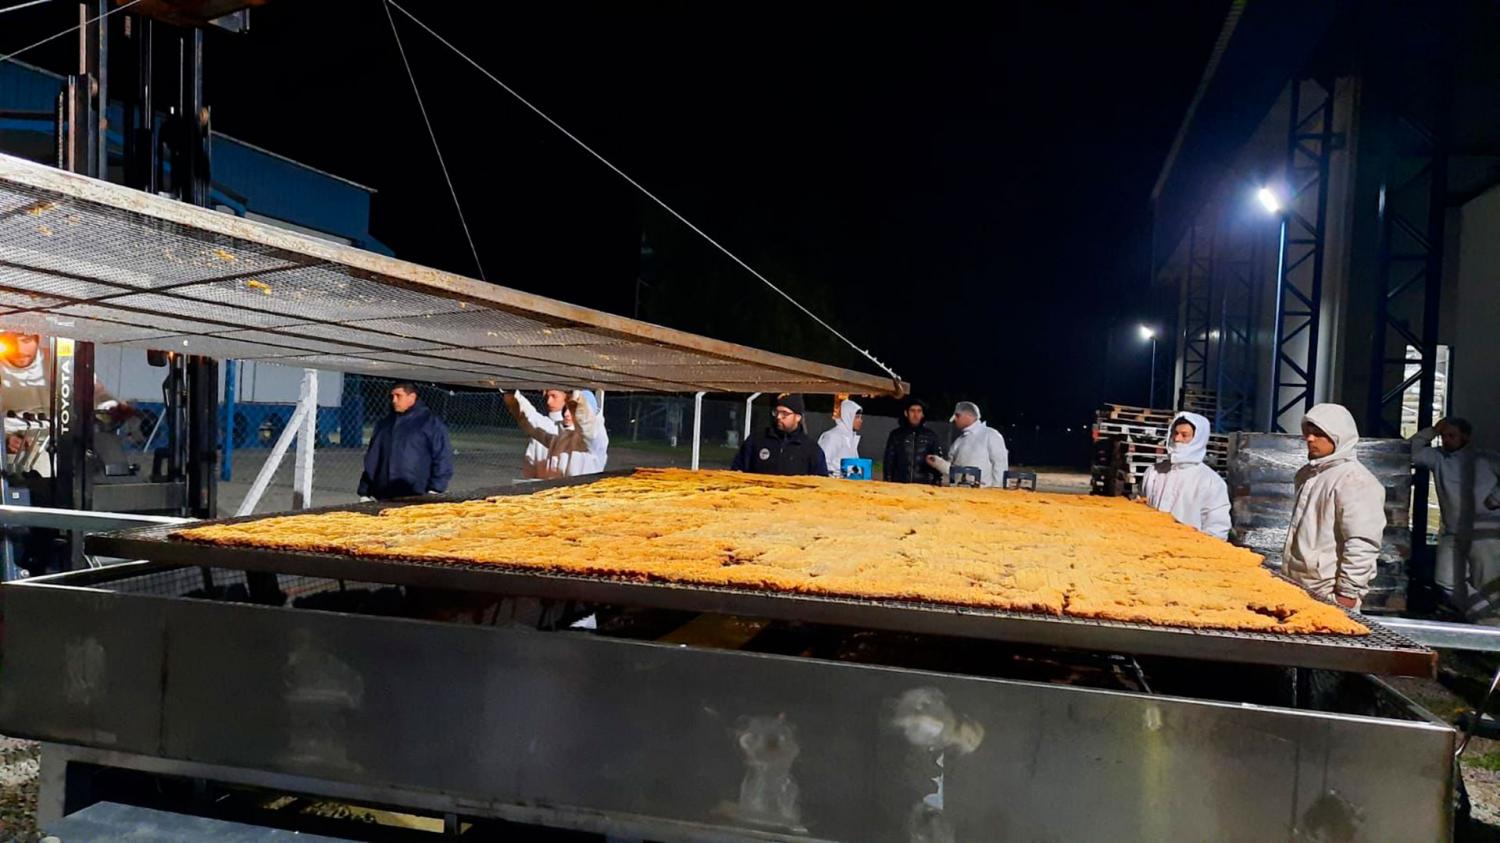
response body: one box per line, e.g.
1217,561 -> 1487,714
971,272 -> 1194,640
731,393 -> 826,476
358,383 -> 455,501
884,397 -> 945,484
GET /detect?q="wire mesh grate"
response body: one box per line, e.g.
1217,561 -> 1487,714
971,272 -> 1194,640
0,184 -> 299,289
0,154 -> 902,396
0,263 -> 123,306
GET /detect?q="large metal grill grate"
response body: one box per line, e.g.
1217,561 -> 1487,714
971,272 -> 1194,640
0,154 -> 905,396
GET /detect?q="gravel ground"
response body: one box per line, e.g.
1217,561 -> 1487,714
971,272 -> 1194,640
1034,468 -> 1092,495
0,737 -> 40,843
1390,665 -> 1500,841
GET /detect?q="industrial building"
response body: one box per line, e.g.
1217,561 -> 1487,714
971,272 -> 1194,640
1152,0 -> 1500,569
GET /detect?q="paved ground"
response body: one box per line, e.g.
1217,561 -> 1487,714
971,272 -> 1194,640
217,432 -> 739,516
216,434 -> 1091,516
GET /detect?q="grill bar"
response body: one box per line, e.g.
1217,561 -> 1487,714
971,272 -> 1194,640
86,481 -> 1436,678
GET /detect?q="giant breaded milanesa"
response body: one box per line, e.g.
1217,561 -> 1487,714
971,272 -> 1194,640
176,468 -> 1367,636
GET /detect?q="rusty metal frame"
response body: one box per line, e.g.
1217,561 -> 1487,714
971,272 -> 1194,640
0,153 -> 906,396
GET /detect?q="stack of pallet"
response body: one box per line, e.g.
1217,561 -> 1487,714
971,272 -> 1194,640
1227,432 -> 1411,611
1179,387 -> 1218,419
1089,404 -> 1230,497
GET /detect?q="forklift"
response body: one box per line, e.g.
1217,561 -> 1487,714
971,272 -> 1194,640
1,1 -> 261,575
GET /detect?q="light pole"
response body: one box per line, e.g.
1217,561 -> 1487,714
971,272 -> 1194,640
1139,324 -> 1158,407
1258,186 -> 1288,432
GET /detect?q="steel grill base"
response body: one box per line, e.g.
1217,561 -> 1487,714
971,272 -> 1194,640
86,479 -> 1437,678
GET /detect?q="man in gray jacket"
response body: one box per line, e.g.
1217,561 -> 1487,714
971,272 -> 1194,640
928,401 -> 1009,487
1410,417 -> 1500,616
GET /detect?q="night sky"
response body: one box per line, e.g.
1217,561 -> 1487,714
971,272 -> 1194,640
5,1 -> 1229,427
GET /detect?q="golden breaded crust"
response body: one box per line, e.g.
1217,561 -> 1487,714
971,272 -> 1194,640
175,468 -> 1367,636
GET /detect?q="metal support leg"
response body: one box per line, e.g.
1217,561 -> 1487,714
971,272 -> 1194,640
220,360 -> 236,482
690,391 -> 705,471
1267,74 -> 1337,433
235,381 -> 315,517
292,370 -> 317,510
37,742 -> 69,829
743,392 -> 761,444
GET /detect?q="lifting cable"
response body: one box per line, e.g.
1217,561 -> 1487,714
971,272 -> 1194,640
380,0 -> 488,282
382,0 -> 902,386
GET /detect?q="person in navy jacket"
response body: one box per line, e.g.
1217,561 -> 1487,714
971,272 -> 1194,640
358,382 -> 454,501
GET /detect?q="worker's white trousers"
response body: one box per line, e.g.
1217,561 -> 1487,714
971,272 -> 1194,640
1435,532 -> 1500,617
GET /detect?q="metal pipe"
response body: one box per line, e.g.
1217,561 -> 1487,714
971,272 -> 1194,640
235,393 -> 313,517
292,370 -> 317,510
1266,215 -> 1288,432
0,505 -> 189,533
1377,617 -> 1500,653
690,391 -> 705,471
93,0 -> 107,179
0,474 -> 15,581
1147,336 -> 1157,408
743,392 -> 761,443
220,359 -> 236,482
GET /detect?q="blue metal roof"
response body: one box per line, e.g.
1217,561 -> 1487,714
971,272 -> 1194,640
0,60 -> 390,254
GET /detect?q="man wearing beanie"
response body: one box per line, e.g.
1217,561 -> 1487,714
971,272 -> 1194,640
883,397 -> 945,485
731,393 -> 827,476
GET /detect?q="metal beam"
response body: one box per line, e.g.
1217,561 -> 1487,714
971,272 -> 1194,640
1214,216 -> 1259,432
1361,8 -> 1452,566
1365,15 -> 1451,440
1268,74 -> 1337,433
1180,220 -> 1214,400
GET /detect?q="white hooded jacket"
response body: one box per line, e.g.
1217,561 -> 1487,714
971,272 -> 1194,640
512,391 -> 608,478
1283,403 -> 1387,602
817,398 -> 862,475
948,419 -> 1008,488
1140,412 -> 1231,539
519,399 -> 563,480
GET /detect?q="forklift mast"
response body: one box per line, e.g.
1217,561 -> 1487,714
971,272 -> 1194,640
49,2 -> 220,524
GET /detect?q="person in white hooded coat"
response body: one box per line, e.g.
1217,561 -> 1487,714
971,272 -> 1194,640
517,389 -> 566,479
1283,403 -> 1388,608
1139,412 -> 1231,539
505,389 -> 608,478
817,398 -> 863,476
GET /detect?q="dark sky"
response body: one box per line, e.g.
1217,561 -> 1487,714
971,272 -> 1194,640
6,1 -> 1229,425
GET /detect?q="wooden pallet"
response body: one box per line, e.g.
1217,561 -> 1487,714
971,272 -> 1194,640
1176,387 -> 1219,416
1093,420 -> 1231,449
1101,404 -> 1177,425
